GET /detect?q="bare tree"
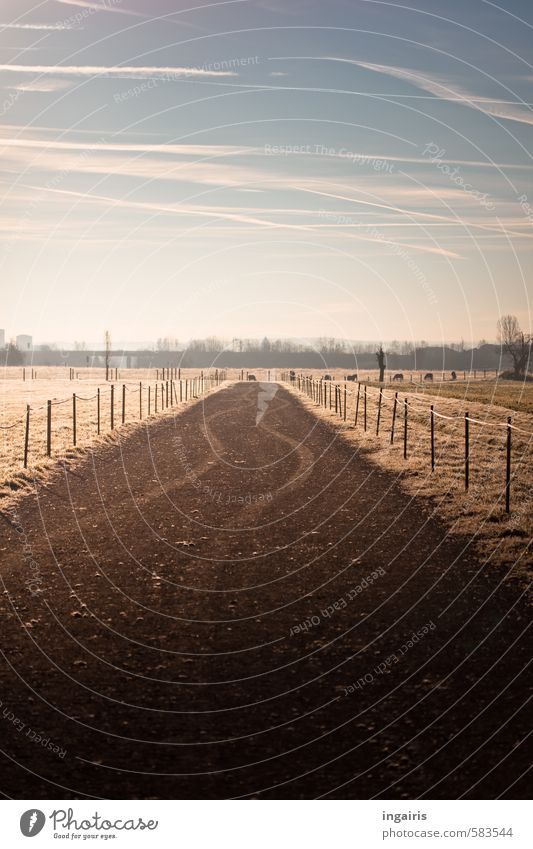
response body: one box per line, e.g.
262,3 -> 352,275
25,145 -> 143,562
156,336 -> 180,352
497,315 -> 531,378
376,344 -> 386,382
105,330 -> 112,381
5,342 -> 24,366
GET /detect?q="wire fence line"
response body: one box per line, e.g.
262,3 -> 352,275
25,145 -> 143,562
0,365 -> 211,383
1,372 -> 226,475
2,365 -> 503,384
283,373 -> 533,515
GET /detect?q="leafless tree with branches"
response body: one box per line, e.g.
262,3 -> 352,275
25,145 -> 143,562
497,315 -> 531,378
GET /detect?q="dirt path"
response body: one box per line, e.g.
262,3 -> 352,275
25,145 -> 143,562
0,382 -> 530,799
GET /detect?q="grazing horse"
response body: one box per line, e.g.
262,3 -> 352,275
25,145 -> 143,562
424,372 -> 434,381
323,374 -> 332,381
346,374 -> 357,381
451,370 -> 457,380
393,373 -> 404,381
247,374 -> 257,381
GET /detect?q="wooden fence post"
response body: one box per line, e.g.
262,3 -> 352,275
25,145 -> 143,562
465,412 -> 470,490
148,385 -> 151,416
140,382 -> 143,419
24,405 -> 30,468
430,405 -> 435,471
376,387 -> 383,435
154,384 -> 158,414
122,384 -> 126,424
47,400 -> 52,456
355,383 -> 360,426
390,391 -> 398,444
364,384 -> 367,432
344,385 -> 347,421
403,398 -> 408,459
111,385 -> 115,430
73,394 -> 77,446
97,388 -> 100,434
505,417 -> 512,513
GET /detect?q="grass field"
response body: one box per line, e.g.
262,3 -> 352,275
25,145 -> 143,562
287,375 -> 533,574
0,369 -> 227,495
365,378 -> 533,415
289,368 -> 533,414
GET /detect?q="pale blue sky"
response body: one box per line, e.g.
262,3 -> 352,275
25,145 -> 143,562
0,0 -> 532,348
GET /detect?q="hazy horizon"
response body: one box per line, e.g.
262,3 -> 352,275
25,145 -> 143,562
0,334 -> 502,351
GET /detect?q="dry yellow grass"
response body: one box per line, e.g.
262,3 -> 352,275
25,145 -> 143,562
365,378 -> 533,415
290,368 -> 532,412
0,369 -> 230,497
286,376 -> 533,575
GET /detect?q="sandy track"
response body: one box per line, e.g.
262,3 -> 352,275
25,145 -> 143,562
0,382 -> 529,799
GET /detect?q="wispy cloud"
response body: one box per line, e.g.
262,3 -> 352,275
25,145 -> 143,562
292,185 -> 528,241
0,135 -> 258,156
0,23 -> 73,30
55,0 -> 145,17
5,123 -> 530,171
348,60 -> 533,127
9,78 -> 73,92
20,182 -> 314,232
0,63 -> 237,79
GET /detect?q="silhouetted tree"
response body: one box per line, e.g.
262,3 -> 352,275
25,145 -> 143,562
376,344 -> 386,382
497,315 -> 532,378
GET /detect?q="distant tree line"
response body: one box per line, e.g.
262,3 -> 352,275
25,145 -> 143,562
4,315 -> 531,378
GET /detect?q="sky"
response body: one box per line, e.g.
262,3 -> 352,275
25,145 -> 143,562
0,0 -> 532,349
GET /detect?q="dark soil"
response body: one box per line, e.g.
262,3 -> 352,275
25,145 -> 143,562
0,382 -> 530,799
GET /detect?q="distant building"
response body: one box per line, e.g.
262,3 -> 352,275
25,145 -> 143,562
16,334 -> 33,351
0,329 -> 5,348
